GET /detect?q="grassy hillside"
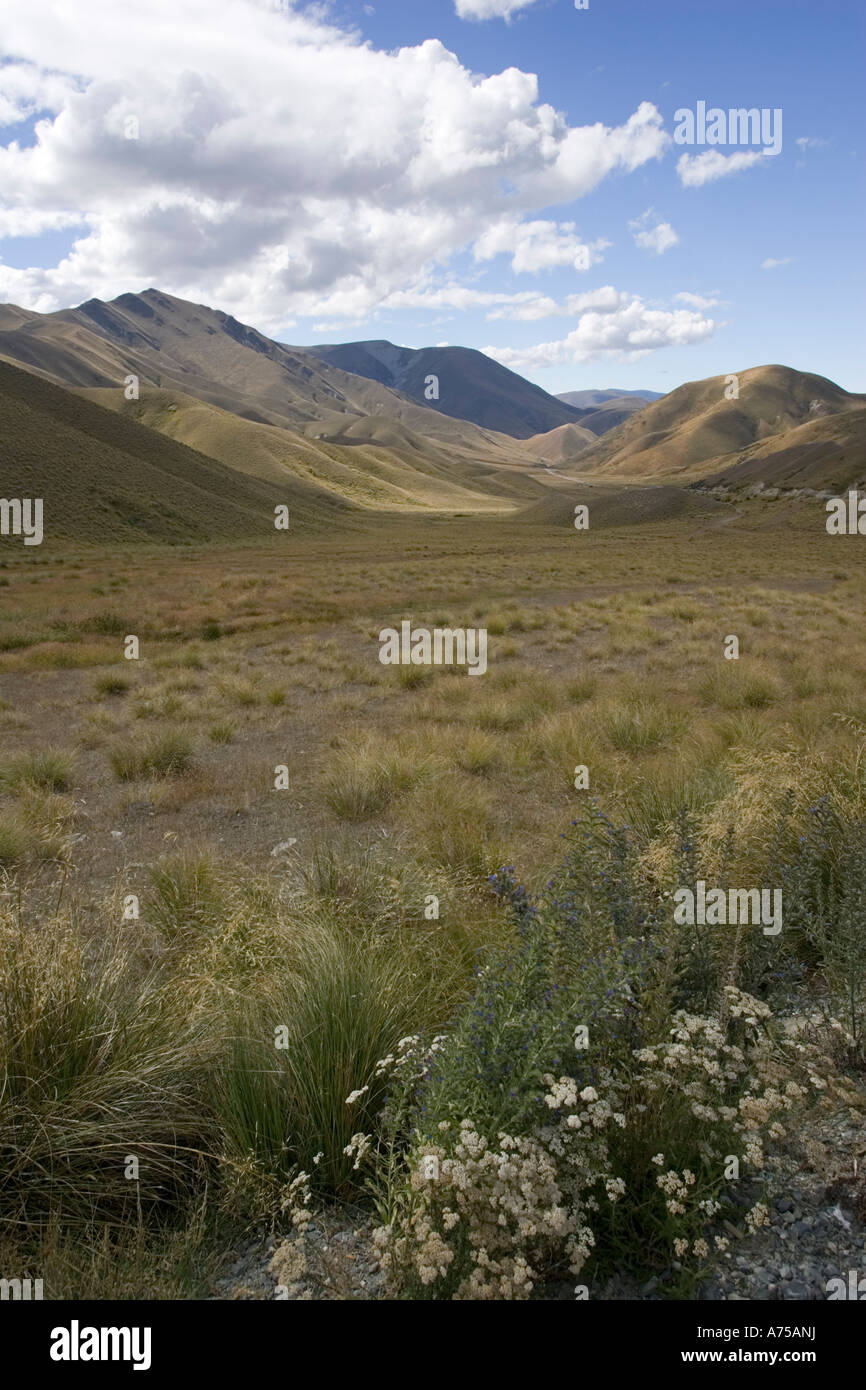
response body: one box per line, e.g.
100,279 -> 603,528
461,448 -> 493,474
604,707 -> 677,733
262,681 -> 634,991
0,292 -> 539,468
523,421 -> 598,464
697,406 -> 866,494
519,480 -> 729,528
0,358 -> 350,543
75,386 -> 541,513
574,365 -> 866,481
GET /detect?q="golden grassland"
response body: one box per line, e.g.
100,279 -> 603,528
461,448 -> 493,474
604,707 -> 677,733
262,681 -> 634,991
1,506 -> 865,1297
1,509 -> 863,889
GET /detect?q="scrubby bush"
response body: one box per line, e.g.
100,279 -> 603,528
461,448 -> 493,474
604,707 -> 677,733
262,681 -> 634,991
347,804 -> 840,1299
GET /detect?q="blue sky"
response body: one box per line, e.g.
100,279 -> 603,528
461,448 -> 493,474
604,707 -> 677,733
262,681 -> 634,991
0,0 -> 863,394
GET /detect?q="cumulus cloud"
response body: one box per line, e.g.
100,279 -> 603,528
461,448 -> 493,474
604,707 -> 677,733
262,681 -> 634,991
0,0 -> 669,329
676,149 -> 764,186
761,257 -> 793,269
454,0 -> 544,19
0,60 -> 81,125
482,291 -> 714,368
675,290 -> 720,309
629,208 -> 678,255
486,284 -> 632,321
473,219 -> 609,274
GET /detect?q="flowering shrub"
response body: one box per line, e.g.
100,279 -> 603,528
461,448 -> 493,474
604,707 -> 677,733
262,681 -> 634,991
364,985 -> 820,1298
349,806 -> 844,1299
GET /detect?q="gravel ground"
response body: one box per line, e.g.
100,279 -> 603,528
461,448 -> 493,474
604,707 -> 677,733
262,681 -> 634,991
212,1097 -> 865,1302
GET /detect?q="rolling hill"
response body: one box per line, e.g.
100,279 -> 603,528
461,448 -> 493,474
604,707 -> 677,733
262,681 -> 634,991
4,290 -> 863,515
0,289 -> 560,514
0,290 -> 533,466
556,388 -> 663,408
522,422 -> 598,465
696,407 -> 866,495
0,357 -> 350,543
520,480 -> 728,528
569,366 -> 866,482
577,400 -> 661,435
75,385 -> 539,514
555,388 -> 661,434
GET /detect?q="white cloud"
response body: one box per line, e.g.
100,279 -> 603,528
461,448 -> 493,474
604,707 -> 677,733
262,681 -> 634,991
675,290 -> 720,309
677,149 -> 764,186
629,208 -> 678,255
473,218 -> 609,274
486,284 -> 631,321
795,136 -> 827,150
761,257 -> 793,270
388,283 -> 672,328
0,0 -> 669,329
0,60 -> 81,125
454,0 -> 543,19
487,296 -> 560,321
0,207 -> 85,237
383,285 -> 543,314
483,292 -> 715,368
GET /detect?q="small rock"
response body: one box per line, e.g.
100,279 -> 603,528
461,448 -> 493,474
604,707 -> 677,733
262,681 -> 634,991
831,1205 -> 852,1232
782,1281 -> 810,1300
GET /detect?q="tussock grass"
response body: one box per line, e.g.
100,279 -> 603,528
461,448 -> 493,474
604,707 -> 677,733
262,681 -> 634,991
452,730 -> 502,776
0,914 -> 213,1226
216,921 -> 440,1200
404,771 -> 503,877
603,699 -> 687,752
0,810 -> 29,865
699,665 -> 782,710
93,673 -> 132,697
0,747 -> 76,794
323,743 -> 432,821
108,731 -> 195,781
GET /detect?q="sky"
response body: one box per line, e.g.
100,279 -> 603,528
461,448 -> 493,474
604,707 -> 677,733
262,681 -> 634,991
0,0 -> 863,395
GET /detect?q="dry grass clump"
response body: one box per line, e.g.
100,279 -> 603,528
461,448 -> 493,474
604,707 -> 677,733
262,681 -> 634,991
108,730 -> 196,781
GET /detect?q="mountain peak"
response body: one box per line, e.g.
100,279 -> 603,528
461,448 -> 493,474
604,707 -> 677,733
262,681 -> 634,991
299,337 -> 590,438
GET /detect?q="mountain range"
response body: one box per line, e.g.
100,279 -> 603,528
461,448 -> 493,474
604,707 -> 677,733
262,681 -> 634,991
1,287 -> 864,542
298,339 -> 657,439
